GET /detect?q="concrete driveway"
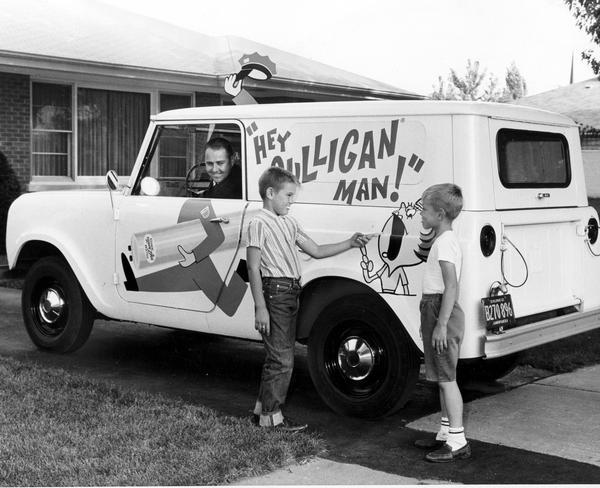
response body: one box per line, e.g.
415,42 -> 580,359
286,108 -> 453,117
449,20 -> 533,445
1,286 -> 599,484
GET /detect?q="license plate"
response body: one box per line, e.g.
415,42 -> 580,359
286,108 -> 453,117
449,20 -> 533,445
481,294 -> 515,331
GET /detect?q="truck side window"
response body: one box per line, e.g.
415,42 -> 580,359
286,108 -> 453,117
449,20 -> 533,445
133,122 -> 243,198
497,129 -> 570,188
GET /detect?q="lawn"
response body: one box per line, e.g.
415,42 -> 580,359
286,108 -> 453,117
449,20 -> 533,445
0,356 -> 323,486
516,327 -> 600,373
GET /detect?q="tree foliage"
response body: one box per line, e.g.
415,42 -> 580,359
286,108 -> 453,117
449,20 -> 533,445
430,59 -> 527,102
0,151 -> 22,255
565,0 -> 600,74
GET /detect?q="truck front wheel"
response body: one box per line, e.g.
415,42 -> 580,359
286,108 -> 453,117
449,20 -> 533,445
22,256 -> 95,353
307,294 -> 419,418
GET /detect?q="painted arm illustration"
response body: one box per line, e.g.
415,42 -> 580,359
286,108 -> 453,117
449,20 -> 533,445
360,247 -> 387,283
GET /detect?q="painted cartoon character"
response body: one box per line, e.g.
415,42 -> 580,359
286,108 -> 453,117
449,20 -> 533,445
361,199 -> 434,295
224,52 -> 276,105
121,199 -> 248,317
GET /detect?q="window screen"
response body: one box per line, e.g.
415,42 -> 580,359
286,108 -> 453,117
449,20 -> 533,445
497,129 -> 570,188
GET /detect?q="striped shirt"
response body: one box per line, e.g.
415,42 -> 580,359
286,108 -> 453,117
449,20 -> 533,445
247,209 -> 309,279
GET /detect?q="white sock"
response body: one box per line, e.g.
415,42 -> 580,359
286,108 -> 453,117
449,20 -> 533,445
446,427 -> 467,451
435,417 -> 450,441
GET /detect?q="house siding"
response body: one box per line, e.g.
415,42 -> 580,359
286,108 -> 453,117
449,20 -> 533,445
0,72 -> 30,189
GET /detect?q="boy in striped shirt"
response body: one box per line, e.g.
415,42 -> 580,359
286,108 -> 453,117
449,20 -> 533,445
247,166 -> 371,432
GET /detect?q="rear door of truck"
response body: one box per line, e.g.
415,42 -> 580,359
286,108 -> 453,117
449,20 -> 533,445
488,118 -> 585,318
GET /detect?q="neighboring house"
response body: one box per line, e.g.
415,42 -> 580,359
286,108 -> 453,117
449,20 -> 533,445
0,0 -> 422,193
516,77 -> 600,197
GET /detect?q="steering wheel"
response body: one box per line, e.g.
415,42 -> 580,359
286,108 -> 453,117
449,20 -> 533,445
185,163 -> 207,197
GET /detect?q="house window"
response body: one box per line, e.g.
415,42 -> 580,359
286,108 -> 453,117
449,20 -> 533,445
32,83 -> 72,176
158,93 -> 192,178
78,88 -> 150,176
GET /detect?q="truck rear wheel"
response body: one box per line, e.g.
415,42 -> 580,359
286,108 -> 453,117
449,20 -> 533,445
22,256 -> 95,353
307,294 -> 419,418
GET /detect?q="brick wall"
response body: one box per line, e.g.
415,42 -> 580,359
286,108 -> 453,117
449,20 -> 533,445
0,72 -> 30,190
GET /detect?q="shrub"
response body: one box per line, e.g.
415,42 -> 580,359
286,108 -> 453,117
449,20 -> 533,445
0,151 -> 22,255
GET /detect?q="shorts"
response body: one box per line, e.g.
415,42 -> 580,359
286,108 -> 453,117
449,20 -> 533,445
420,293 -> 465,382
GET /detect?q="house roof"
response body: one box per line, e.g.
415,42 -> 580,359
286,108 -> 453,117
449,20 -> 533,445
0,0 -> 422,100
515,77 -> 600,130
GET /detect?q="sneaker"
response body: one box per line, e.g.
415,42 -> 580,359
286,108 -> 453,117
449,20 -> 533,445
273,417 -> 308,433
414,437 -> 445,449
425,442 -> 471,463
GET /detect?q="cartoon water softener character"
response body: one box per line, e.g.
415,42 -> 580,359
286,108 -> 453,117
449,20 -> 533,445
121,199 -> 248,317
360,200 -> 434,296
223,52 -> 276,105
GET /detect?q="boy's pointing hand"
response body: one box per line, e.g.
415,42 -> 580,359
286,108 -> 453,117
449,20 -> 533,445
349,232 -> 373,248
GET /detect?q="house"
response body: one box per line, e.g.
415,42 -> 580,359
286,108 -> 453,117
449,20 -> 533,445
0,0 -> 422,193
516,77 -> 600,197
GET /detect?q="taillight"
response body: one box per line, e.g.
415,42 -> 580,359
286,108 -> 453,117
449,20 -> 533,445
480,225 -> 496,257
588,217 -> 599,244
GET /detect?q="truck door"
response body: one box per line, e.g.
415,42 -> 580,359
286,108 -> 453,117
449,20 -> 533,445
114,121 -> 248,316
487,119 -> 585,316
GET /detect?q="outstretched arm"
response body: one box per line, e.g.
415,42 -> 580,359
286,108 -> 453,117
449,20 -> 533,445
299,233 -> 371,259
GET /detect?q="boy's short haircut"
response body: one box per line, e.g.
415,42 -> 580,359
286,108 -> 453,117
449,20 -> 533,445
258,166 -> 299,199
423,183 -> 463,220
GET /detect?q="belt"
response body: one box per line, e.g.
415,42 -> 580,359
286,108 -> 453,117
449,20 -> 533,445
262,276 -> 301,286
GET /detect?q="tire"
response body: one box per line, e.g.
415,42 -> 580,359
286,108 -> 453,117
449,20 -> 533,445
457,353 -> 520,383
307,294 -> 419,418
21,256 -> 95,353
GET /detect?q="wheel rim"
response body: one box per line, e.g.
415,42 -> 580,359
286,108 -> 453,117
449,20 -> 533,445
30,280 -> 68,337
324,320 -> 388,398
337,336 -> 375,380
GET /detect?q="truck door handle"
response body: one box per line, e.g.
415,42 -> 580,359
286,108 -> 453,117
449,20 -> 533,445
536,192 -> 550,199
210,217 -> 230,224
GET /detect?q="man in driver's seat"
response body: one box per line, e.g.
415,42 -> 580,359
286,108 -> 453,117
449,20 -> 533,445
201,137 -> 242,199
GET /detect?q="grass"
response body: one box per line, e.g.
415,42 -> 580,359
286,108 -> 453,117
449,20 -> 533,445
0,356 -> 323,486
516,327 -> 600,374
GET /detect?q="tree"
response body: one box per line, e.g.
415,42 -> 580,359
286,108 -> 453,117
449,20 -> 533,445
503,61 -> 528,100
430,59 -> 527,102
565,0 -> 600,74
0,151 -> 22,255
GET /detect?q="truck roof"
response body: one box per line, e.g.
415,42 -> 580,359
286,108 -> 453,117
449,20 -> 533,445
153,100 -> 576,126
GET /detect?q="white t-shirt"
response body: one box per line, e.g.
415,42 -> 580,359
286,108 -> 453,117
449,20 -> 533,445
421,230 -> 462,294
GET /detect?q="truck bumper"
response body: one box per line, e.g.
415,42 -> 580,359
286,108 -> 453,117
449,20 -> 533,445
485,308 -> 600,358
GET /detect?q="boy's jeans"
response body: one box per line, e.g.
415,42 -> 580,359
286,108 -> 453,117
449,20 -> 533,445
254,277 -> 301,426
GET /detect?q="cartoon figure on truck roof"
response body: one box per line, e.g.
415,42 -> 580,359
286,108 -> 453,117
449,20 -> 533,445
361,199 -> 434,295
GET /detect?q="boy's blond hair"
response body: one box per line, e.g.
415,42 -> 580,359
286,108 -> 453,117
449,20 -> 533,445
423,183 -> 463,220
258,166 -> 298,199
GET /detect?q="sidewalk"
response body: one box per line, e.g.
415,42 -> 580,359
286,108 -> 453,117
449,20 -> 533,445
408,364 -> 600,468
232,364 -> 600,484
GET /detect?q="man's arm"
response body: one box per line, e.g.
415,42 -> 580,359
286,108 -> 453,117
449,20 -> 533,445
431,260 -> 458,354
298,233 -> 370,259
247,246 -> 270,335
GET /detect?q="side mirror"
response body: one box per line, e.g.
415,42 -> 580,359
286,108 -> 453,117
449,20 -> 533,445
140,177 -> 160,196
106,170 -> 119,191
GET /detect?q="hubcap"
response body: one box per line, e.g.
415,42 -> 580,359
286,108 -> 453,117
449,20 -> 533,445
337,336 -> 375,381
37,287 -> 65,324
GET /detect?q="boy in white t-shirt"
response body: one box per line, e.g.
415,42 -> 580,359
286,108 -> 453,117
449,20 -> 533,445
415,183 -> 470,462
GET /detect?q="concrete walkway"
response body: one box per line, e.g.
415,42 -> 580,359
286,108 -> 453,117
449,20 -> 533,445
232,458 -> 450,485
232,365 -> 600,485
408,364 -> 600,468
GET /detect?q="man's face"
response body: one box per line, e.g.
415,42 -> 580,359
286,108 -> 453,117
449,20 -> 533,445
205,147 -> 232,184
